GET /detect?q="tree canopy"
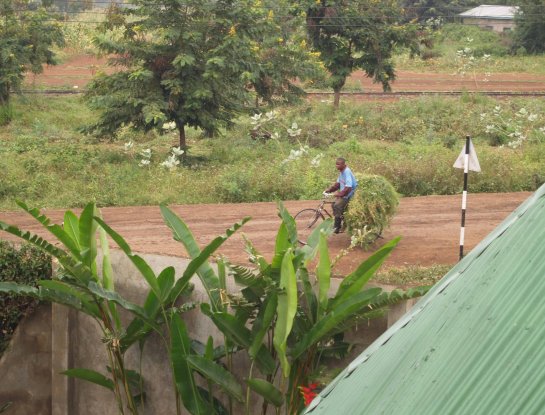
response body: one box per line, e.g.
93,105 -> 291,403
513,0 -> 545,54
303,0 -> 418,108
0,0 -> 63,122
85,0 -> 320,148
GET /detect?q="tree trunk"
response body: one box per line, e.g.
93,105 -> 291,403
333,87 -> 341,110
178,124 -> 186,150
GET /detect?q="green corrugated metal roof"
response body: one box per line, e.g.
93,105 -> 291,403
306,185 -> 545,415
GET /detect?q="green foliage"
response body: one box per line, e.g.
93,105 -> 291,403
0,241 -> 52,356
84,0 -> 316,149
401,0 -> 481,22
0,0 -> 64,112
2,95 -> 545,210
345,175 -> 399,246
0,202 -> 249,415
303,0 -> 419,107
183,203 -> 428,414
513,0 -> 545,54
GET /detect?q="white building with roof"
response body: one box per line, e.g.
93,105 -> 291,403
459,5 -> 518,33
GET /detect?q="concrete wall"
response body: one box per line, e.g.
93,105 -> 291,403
0,250 -> 416,414
462,18 -> 515,33
0,304 -> 52,415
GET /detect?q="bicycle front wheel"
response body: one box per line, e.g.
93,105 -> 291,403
294,208 -> 324,244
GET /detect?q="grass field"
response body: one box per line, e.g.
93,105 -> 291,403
1,94 -> 544,211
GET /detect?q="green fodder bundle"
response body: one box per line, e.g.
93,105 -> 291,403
345,174 -> 399,247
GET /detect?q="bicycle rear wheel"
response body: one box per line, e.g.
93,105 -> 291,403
294,208 -> 324,244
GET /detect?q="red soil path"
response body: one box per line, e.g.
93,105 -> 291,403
0,193 -> 531,277
26,55 -> 545,94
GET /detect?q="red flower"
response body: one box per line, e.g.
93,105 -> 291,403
299,383 -> 320,406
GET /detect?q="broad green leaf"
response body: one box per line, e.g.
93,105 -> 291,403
204,336 -> 214,360
316,230 -> 331,318
297,218 -> 334,263
78,203 -> 99,272
271,223 -> 290,271
38,280 -> 100,317
249,291 -> 277,359
245,378 -> 284,407
16,201 -> 82,260
170,313 -> 210,415
86,282 -> 156,329
158,267 -> 175,303
186,355 -> 244,402
291,288 -> 382,359
273,248 -> 297,378
0,282 -> 39,297
63,210 -> 81,251
243,235 -> 270,274
277,201 -> 298,246
0,220 -> 94,283
97,211 -> 121,330
94,217 -> 161,299
161,206 -> 249,311
62,368 -> 114,390
201,304 -> 275,375
329,237 -> 400,310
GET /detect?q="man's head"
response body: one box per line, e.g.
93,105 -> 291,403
335,157 -> 346,171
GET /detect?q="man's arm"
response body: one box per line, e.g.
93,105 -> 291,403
325,182 -> 340,193
336,186 -> 352,198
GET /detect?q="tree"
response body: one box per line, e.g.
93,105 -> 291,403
0,0 -> 63,123
303,0 -> 418,108
248,0 -> 323,106
400,0 -> 481,22
85,0 -> 316,149
512,0 -> 545,54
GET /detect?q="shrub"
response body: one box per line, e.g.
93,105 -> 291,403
345,174 -> 399,246
0,241 -> 52,355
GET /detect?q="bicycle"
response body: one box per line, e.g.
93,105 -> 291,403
293,193 -> 335,244
293,193 -> 383,245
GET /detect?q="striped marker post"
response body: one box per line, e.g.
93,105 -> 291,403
459,136 -> 470,260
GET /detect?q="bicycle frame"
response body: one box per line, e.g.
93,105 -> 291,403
316,199 -> 334,219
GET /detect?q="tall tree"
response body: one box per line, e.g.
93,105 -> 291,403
0,0 -> 63,123
85,0 -> 317,148
400,0 -> 481,22
303,0 -> 418,108
513,0 -> 545,54
248,0 -> 323,106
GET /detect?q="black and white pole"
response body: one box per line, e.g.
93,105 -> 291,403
459,135 -> 470,260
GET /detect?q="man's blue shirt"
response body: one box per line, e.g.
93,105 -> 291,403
337,167 -> 358,199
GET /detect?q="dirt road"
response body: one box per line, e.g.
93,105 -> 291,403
25,55 -> 545,94
0,192 -> 531,277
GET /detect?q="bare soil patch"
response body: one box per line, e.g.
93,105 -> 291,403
0,192 -> 531,277
25,55 -> 545,94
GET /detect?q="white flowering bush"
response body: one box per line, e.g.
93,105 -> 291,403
455,38 -> 493,86
249,111 -> 305,141
480,105 -> 543,148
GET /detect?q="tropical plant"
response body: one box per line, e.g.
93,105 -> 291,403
163,202 -> 428,414
344,175 -> 399,247
0,202 -> 250,415
301,0 -> 419,108
0,0 -> 64,124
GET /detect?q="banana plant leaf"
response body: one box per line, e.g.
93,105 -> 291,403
62,368 -> 114,390
245,378 -> 284,407
186,355 -> 244,402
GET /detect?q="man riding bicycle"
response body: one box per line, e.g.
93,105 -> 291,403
324,157 -> 358,234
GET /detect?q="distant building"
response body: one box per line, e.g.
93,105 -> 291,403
459,5 -> 518,33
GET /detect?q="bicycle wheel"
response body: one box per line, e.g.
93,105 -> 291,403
294,209 -> 324,244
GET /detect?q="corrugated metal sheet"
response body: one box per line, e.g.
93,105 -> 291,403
306,185 -> 545,415
459,5 -> 517,20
